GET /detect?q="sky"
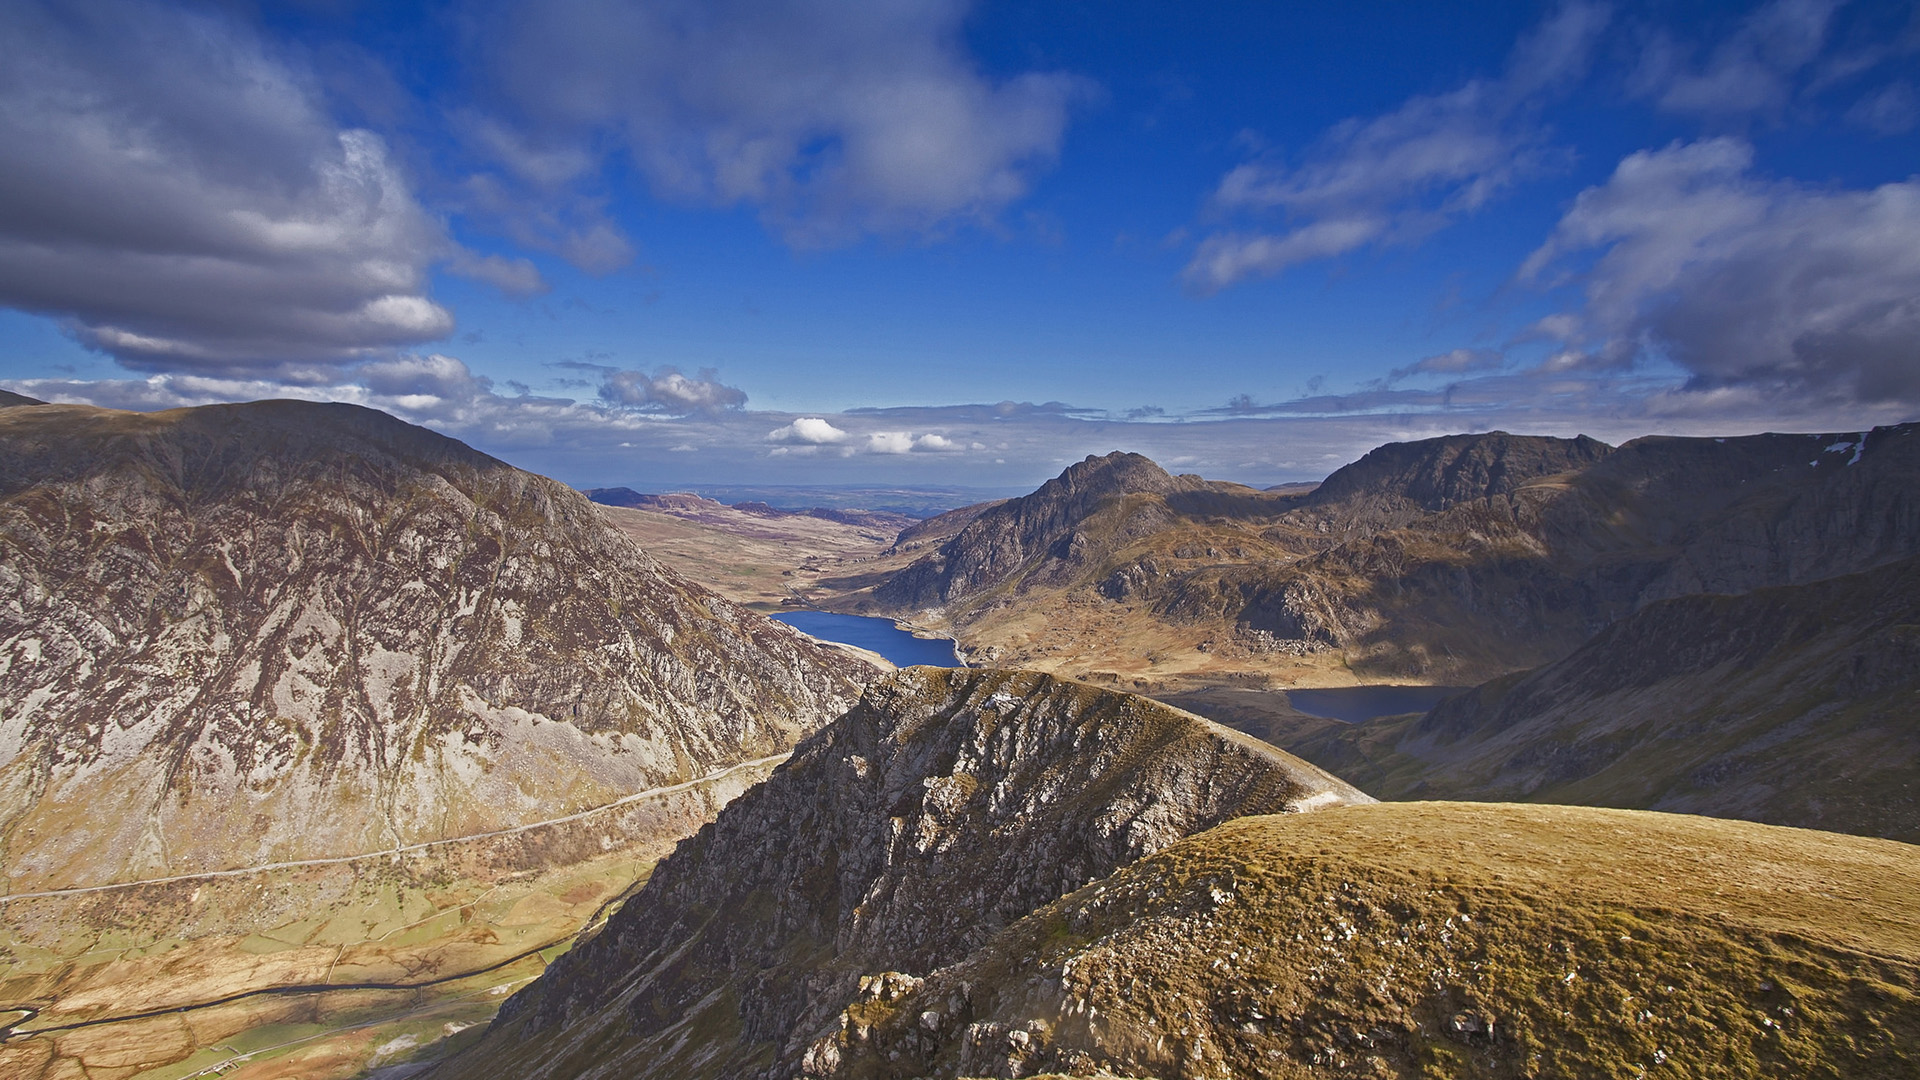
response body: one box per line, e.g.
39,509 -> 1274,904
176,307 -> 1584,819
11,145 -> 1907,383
1,0 -> 1917,490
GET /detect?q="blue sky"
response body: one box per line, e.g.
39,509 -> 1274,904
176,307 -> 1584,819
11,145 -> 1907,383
1,0 -> 1917,489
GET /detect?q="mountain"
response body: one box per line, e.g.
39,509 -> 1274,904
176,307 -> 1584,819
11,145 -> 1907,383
0,400 -> 869,891
813,802 -> 1920,1079
1176,424 -> 1920,678
841,426 -> 1920,686
431,667 -> 1370,1080
1271,553 -> 1920,841
1301,429 -> 1613,525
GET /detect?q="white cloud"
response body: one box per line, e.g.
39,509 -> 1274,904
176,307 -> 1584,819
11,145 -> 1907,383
0,0 -> 466,376
1184,3 -> 1610,291
866,431 -> 916,455
601,367 -> 748,414
1521,137 -> 1920,404
767,417 -> 851,444
460,0 -> 1092,255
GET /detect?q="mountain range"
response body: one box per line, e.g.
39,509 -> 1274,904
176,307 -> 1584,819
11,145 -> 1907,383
843,426 -> 1920,686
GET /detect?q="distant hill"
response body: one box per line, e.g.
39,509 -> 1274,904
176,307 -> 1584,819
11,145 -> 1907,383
1271,553 -> 1920,842
432,668 -> 1369,1079
0,400 -> 868,890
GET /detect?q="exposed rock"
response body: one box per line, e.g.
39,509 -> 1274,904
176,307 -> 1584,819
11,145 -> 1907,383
432,667 -> 1369,1080
0,401 -> 869,891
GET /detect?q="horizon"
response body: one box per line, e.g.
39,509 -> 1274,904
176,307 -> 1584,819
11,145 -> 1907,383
2,0 -> 1916,489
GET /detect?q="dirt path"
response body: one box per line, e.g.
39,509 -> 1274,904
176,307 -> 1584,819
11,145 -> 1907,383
0,752 -> 790,904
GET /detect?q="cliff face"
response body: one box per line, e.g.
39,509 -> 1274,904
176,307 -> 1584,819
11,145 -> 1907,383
435,667 -> 1371,1080
0,400 -> 869,890
1277,554 -> 1920,841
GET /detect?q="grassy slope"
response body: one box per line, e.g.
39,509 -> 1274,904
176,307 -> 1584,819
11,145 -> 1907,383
831,802 -> 1920,1080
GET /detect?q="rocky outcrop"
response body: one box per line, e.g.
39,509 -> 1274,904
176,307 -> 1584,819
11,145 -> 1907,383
432,667 -> 1370,1080
1273,553 -> 1920,841
0,401 -> 869,891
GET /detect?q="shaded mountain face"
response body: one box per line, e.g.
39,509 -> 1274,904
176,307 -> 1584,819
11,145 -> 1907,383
434,667 -> 1370,1080
813,802 -> 1920,1080
0,400 -> 869,890
1274,554 -> 1920,842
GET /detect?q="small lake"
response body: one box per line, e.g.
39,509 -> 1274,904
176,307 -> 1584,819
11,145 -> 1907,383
1284,685 -> 1469,724
772,611 -> 963,668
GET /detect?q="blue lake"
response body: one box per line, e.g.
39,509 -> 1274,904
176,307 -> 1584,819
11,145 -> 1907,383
1284,685 -> 1469,724
772,611 -> 963,668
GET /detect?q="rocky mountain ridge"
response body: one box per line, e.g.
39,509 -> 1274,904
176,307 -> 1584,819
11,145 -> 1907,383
0,400 -> 869,891
433,667 -> 1370,1080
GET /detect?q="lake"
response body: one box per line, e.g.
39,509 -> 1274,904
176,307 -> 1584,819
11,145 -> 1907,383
1284,685 -> 1469,724
772,611 -> 964,668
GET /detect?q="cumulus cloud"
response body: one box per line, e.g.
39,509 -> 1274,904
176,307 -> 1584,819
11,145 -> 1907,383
1185,2 -> 1610,291
1520,136 -> 1920,404
767,417 -> 852,444
459,0 -> 1090,255
599,367 -> 748,414
865,431 -> 961,454
0,0 -> 470,377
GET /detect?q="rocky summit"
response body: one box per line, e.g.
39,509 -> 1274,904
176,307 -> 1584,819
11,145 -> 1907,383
0,400 -> 869,892
432,667 -> 1370,1080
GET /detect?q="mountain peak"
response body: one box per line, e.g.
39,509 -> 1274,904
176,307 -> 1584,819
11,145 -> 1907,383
1309,430 -> 1614,514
